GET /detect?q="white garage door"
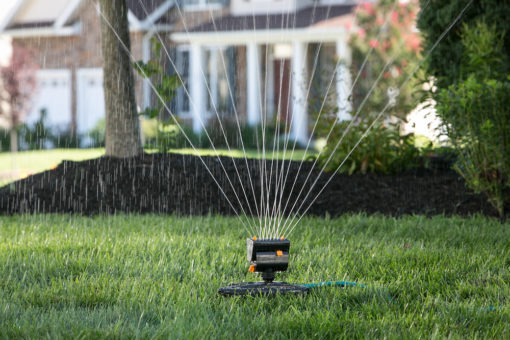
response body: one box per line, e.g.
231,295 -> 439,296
77,68 -> 105,134
28,69 -> 72,129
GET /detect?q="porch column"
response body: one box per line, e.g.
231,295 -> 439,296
336,39 -> 352,121
291,40 -> 307,144
190,43 -> 206,133
265,45 -> 275,120
246,42 -> 261,126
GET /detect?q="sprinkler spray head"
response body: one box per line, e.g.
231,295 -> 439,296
246,237 -> 290,283
218,237 -> 309,296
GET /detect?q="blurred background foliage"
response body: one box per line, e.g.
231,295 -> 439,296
436,22 -> 509,217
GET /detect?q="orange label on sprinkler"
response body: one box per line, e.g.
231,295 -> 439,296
249,265 -> 256,272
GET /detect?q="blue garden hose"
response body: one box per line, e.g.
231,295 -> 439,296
302,281 -> 366,288
303,281 -> 504,311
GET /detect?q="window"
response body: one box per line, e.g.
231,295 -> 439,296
176,48 -> 190,114
206,47 -> 236,116
175,46 -> 236,117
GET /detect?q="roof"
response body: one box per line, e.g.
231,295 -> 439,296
0,0 -> 174,36
127,0 -> 168,21
187,5 -> 355,33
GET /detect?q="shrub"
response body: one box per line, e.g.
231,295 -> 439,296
87,119 -> 105,147
316,119 -> 424,175
0,128 -> 9,151
17,109 -> 81,149
417,0 -> 510,90
18,109 -> 53,150
436,22 -> 510,217
203,119 -> 278,150
437,76 -> 509,217
141,117 -> 280,152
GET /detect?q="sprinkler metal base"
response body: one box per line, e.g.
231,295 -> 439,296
218,281 -> 310,296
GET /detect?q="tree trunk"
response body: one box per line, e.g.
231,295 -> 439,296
99,0 -> 142,157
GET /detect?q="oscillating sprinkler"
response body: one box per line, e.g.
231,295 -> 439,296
218,237 -> 310,296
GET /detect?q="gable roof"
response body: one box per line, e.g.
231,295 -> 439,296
0,0 -> 174,37
187,4 -> 354,33
127,0 -> 167,21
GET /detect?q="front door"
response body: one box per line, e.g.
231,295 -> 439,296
273,58 -> 291,124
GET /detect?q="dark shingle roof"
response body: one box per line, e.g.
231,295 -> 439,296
187,5 -> 354,33
126,0 -> 168,20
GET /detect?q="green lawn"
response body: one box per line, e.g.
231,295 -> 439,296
0,148 -> 314,187
0,214 -> 508,338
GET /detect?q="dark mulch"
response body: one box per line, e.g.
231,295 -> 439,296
0,153 -> 502,218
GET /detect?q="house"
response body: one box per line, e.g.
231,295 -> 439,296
0,0 -> 357,145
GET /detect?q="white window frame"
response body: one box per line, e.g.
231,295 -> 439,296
176,44 -> 229,118
176,45 -> 191,118
182,0 -> 225,11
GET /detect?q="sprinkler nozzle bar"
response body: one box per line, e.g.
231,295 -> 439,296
252,236 -> 285,240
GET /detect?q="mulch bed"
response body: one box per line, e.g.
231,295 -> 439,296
0,153 -> 502,218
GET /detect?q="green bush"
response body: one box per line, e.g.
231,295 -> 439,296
417,0 -> 510,90
16,109 -> 80,149
87,119 -> 105,147
142,118 -> 195,151
18,109 -> 52,150
203,119 -> 279,150
142,117 -> 280,152
438,76 -> 510,217
316,119 -> 425,175
0,128 -> 9,152
436,22 -> 510,217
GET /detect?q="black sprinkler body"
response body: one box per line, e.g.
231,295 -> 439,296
218,238 -> 309,296
246,238 -> 290,282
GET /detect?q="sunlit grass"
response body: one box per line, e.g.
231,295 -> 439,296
167,148 -> 314,161
0,214 -> 508,338
0,148 -> 105,174
0,149 -> 105,187
0,148 -> 315,187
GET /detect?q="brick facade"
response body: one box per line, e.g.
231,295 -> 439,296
12,0 -> 145,133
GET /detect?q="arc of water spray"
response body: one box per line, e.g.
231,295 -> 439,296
259,0 -> 353,238
267,2 -> 338,239
259,1 -> 307,238
282,0 -> 474,238
169,2 -> 267,234
92,0 -> 258,236
262,3 -> 301,238
276,0 -> 428,238
277,48 -> 398,237
273,0 -> 399,239
206,11 -> 264,235
157,0 -> 262,233
256,0 -> 307,238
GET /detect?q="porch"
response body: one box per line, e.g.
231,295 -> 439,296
169,17 -> 353,144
